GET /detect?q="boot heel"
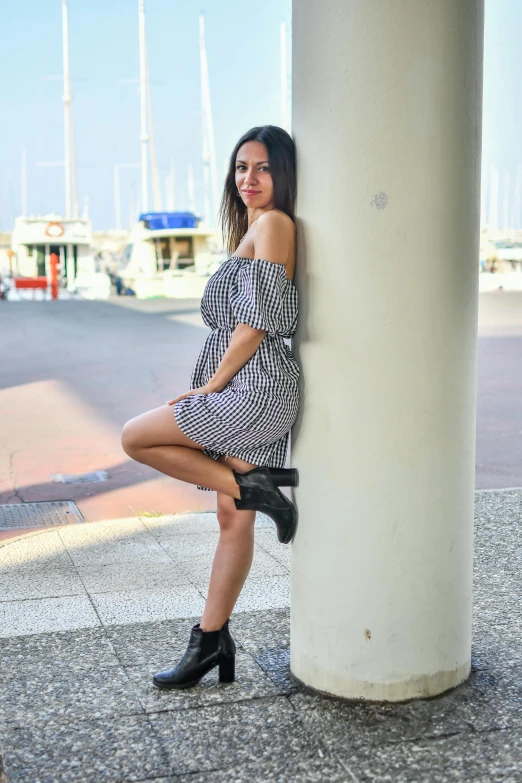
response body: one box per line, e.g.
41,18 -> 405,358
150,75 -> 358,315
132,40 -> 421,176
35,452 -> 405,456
269,468 -> 299,488
218,655 -> 235,683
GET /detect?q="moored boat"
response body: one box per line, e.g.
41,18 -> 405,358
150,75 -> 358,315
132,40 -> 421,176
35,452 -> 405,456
119,210 -> 223,298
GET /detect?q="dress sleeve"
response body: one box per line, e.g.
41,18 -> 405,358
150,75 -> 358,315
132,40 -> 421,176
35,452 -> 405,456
230,258 -> 287,336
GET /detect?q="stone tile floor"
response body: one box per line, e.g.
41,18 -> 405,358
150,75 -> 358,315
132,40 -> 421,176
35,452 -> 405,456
0,490 -> 520,782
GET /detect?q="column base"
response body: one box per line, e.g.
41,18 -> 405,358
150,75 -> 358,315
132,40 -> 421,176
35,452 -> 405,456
289,658 -> 471,703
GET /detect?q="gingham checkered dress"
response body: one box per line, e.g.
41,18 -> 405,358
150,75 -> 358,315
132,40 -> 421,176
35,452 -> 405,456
173,256 -> 299,491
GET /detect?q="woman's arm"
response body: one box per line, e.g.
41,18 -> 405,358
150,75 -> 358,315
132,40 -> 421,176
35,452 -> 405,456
167,322 -> 265,405
207,323 -> 266,391
167,212 -> 293,405
207,213 -> 295,391
207,210 -> 295,391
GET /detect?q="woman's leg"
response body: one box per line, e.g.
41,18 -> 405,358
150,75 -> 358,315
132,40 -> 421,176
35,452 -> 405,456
121,405 -> 241,498
150,453 -> 258,689
200,456 -> 257,631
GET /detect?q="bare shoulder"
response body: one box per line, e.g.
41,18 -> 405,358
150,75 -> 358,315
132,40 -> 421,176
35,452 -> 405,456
253,210 -> 296,265
256,209 -> 295,237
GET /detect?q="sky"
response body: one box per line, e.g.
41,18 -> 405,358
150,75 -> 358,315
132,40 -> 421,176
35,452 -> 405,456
482,0 -> 522,229
0,0 -> 519,232
0,0 -> 291,231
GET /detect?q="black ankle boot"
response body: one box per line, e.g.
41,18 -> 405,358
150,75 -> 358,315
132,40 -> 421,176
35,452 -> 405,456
233,466 -> 299,544
152,620 -> 236,690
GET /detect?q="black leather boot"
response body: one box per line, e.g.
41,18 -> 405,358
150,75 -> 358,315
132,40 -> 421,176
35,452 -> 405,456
233,466 -> 299,544
152,620 -> 236,690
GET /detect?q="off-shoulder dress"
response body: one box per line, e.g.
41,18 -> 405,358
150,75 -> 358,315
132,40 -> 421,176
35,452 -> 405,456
173,256 -> 299,491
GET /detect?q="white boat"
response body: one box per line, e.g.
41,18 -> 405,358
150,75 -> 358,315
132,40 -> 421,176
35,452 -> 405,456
119,210 -> 223,298
10,214 -> 111,299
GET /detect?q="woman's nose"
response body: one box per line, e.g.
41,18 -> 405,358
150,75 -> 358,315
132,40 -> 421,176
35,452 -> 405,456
243,169 -> 258,185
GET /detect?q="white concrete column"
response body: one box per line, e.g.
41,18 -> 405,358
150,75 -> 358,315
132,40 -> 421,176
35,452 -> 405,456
291,0 -> 484,701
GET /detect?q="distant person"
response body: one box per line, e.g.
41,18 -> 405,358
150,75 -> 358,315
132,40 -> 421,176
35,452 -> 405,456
121,125 -> 299,689
0,273 -> 8,300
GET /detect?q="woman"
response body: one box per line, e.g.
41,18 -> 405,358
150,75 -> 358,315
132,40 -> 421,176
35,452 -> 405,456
121,124 -> 299,689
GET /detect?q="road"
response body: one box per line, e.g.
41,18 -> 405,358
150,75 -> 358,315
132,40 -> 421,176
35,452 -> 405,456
0,291 -> 520,531
476,291 -> 522,489
0,297 -> 217,528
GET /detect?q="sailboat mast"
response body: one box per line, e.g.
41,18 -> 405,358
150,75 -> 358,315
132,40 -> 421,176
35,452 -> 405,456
145,35 -> 161,210
503,171 -> 510,231
166,160 -> 175,211
21,148 -> 27,216
280,22 -> 288,130
70,103 -> 79,218
62,0 -> 72,218
512,163 -> 522,230
199,13 -> 218,226
114,164 -> 121,231
488,164 -> 499,230
188,163 -> 195,213
62,0 -> 78,218
139,0 -> 149,213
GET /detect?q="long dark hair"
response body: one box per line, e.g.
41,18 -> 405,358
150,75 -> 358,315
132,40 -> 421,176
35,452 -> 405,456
218,125 -> 297,255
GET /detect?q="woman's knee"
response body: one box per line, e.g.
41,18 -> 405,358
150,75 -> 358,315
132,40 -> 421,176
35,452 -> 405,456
216,493 -> 255,534
121,418 -> 142,456
217,506 -> 237,532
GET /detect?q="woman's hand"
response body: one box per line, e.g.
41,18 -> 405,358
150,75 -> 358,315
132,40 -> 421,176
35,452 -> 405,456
166,322 -> 264,407
166,382 -> 222,406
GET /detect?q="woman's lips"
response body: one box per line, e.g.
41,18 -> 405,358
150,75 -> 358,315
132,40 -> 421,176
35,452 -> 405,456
242,190 -> 260,195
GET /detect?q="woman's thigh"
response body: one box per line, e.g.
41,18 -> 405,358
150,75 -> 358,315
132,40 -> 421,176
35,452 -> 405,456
122,404 -> 204,450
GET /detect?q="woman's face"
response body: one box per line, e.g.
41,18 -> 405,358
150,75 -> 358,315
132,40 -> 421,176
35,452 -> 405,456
235,141 -> 274,210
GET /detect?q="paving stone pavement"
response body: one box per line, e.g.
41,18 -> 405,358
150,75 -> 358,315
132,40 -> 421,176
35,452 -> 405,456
0,490 -> 521,782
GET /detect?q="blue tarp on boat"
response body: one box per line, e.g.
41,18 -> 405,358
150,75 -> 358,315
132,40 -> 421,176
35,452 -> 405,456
139,212 -> 199,230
